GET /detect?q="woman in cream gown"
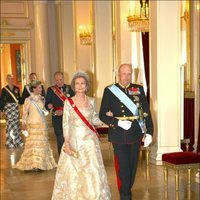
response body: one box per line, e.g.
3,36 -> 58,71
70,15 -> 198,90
14,81 -> 57,171
52,72 -> 111,200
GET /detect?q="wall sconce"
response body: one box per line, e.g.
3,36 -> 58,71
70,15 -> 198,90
127,0 -> 149,32
78,24 -> 92,45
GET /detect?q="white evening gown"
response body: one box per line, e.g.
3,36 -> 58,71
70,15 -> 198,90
14,94 -> 57,170
52,96 -> 111,200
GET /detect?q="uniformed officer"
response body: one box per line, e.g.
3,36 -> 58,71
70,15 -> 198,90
21,73 -> 45,104
99,64 -> 153,200
45,71 -> 74,155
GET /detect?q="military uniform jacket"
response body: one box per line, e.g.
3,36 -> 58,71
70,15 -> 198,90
1,85 -> 21,111
21,84 -> 46,104
99,83 -> 153,144
45,84 -> 74,116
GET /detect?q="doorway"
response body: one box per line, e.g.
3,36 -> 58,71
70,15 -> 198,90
0,43 -> 25,91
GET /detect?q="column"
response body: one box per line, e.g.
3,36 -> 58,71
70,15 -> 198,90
93,1 -> 114,108
149,1 -> 182,164
33,0 -> 51,87
191,1 -> 200,151
55,0 -> 76,83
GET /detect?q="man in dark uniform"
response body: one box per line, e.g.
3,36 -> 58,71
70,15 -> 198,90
45,71 -> 74,155
99,64 -> 153,200
21,73 -> 45,104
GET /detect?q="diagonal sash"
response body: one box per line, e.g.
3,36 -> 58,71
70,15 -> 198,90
108,84 -> 145,133
108,85 -> 138,116
4,87 -> 18,103
30,99 -> 48,128
67,98 -> 99,139
51,86 -> 68,102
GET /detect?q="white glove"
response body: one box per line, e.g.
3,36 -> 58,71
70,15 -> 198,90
42,109 -> 49,116
21,130 -> 29,137
143,134 -> 152,147
118,120 -> 132,130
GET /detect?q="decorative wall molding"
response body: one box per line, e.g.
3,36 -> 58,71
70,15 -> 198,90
0,0 -> 29,18
0,18 -> 33,42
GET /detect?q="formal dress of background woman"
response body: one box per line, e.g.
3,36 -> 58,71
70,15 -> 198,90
1,74 -> 23,149
14,81 -> 57,171
52,71 -> 111,200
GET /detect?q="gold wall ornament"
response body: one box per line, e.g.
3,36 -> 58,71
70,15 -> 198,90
0,18 -> 10,26
78,24 -> 92,45
1,31 -> 15,37
127,0 -> 149,33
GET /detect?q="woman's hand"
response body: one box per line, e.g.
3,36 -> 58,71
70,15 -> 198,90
106,110 -> 113,117
63,142 -> 72,155
22,123 -> 27,131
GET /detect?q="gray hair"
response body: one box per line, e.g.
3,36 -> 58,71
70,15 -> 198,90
54,71 -> 64,77
71,71 -> 90,92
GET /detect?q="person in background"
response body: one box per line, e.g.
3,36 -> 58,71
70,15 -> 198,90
21,72 -> 45,104
0,94 -> 3,118
14,80 -> 57,171
99,64 -> 153,200
51,71 -> 111,199
45,71 -> 74,155
1,74 -> 24,149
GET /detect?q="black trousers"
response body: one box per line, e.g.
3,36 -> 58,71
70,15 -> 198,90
52,116 -> 64,155
112,140 -> 141,200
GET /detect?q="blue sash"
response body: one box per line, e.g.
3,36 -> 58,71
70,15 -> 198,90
108,84 -> 145,133
30,99 -> 48,128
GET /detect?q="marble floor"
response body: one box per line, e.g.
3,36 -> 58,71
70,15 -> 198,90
0,123 -> 199,200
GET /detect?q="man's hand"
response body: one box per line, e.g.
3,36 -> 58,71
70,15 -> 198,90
118,120 -> 132,130
55,110 -> 63,116
143,134 -> 152,147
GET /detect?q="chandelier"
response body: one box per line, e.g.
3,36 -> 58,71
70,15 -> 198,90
78,25 -> 92,45
127,0 -> 149,33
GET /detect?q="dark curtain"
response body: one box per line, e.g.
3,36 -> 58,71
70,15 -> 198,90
197,114 -> 200,153
183,98 -> 194,151
141,32 -> 150,103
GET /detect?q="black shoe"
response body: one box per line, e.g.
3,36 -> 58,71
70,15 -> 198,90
32,168 -> 39,172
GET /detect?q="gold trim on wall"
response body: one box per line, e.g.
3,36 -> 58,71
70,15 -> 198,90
91,1 -> 96,98
184,0 -> 192,91
72,1 -> 77,72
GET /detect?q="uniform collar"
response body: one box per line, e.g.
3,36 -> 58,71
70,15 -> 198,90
118,82 -> 130,89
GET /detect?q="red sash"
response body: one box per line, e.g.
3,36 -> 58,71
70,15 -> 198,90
51,86 -> 68,102
67,98 -> 99,139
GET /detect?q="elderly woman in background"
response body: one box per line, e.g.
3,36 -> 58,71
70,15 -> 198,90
52,71 -> 111,200
14,80 -> 57,171
1,74 -> 23,149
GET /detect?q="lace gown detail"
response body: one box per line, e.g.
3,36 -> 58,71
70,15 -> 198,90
52,97 -> 111,200
14,94 -> 57,170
